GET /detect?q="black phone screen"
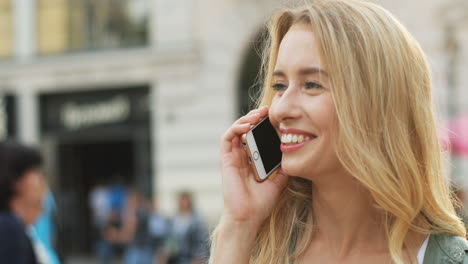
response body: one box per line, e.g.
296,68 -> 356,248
252,117 -> 282,173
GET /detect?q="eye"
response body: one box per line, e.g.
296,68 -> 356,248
272,83 -> 287,91
305,82 -> 323,90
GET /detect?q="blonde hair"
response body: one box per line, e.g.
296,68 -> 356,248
212,0 -> 466,263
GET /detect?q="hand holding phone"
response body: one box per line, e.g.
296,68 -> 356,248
241,117 -> 282,182
219,107 -> 289,231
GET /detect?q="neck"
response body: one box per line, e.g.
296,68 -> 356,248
311,173 -> 387,257
10,199 -> 31,226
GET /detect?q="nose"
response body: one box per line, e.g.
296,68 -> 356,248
270,83 -> 302,123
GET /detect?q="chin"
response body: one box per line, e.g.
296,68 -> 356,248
282,156 -> 331,182
281,158 -> 309,178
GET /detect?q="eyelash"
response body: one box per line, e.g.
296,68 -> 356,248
305,82 -> 323,90
271,82 -> 323,91
271,83 -> 287,91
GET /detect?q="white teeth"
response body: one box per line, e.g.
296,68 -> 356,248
281,134 -> 314,144
298,135 -> 304,143
292,135 -> 298,143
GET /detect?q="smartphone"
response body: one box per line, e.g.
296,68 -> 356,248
241,116 -> 282,182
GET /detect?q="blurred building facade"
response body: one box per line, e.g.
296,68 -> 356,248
0,0 -> 467,258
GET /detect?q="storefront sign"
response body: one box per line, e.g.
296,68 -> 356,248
40,86 -> 149,134
61,96 -> 130,130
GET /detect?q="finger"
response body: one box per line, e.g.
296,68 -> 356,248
235,107 -> 268,123
238,142 -> 250,167
254,106 -> 269,118
232,138 -> 246,167
232,136 -> 249,164
232,136 -> 241,150
233,137 -> 250,175
247,106 -> 268,116
234,113 -> 261,125
234,107 -> 269,128
222,138 -> 251,189
221,123 -> 251,153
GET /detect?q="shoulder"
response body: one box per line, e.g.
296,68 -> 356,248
425,233 -> 468,264
0,212 -> 27,242
0,212 -> 23,232
0,212 -> 32,259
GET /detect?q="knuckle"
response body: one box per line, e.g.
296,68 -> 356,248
235,116 -> 247,124
221,129 -> 231,141
247,109 -> 258,115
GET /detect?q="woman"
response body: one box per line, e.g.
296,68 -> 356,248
212,0 -> 467,263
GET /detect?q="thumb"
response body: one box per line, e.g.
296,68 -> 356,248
268,168 -> 289,191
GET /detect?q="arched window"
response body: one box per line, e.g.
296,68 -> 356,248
237,28 -> 267,116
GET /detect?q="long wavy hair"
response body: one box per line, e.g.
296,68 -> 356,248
211,0 -> 466,263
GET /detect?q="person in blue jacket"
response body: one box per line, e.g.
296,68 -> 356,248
0,140 -> 45,264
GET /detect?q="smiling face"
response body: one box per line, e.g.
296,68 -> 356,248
269,23 -> 345,181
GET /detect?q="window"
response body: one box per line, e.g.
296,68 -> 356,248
37,0 -> 149,55
0,0 -> 13,59
238,28 -> 267,116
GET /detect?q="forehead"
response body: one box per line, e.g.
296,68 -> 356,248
275,23 -> 324,70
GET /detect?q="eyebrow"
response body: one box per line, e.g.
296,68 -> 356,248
273,67 -> 329,77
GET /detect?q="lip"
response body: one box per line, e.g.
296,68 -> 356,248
279,128 -> 317,153
279,128 -> 317,137
281,141 -> 311,152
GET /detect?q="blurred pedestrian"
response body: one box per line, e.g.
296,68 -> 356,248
89,180 -> 111,232
101,187 -> 139,263
122,192 -> 156,264
105,189 -> 171,264
91,178 -> 130,264
89,180 -> 114,264
0,140 -> 46,264
109,179 -> 128,219
166,191 -> 209,264
148,198 -> 170,264
100,209 -> 124,264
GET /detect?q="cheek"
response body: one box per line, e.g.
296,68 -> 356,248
307,96 -> 337,131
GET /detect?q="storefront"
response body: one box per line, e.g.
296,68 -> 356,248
39,85 -> 152,256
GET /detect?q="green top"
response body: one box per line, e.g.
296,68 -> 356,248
424,233 -> 468,264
